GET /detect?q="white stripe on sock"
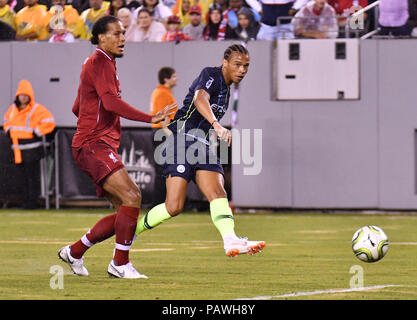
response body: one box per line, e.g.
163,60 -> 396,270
81,234 -> 94,247
115,243 -> 131,251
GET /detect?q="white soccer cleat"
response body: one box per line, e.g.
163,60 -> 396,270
107,260 -> 148,279
224,237 -> 266,258
58,245 -> 89,276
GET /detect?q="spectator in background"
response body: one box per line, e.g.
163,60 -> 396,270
203,3 -> 237,40
47,0 -> 86,39
183,4 -> 204,39
125,0 -> 140,11
70,0 -> 90,14
134,0 -> 171,24
292,0 -> 338,38
0,0 -> 17,31
327,0 -> 368,36
222,0 -> 260,28
80,0 -> 109,39
3,80 -> 55,209
12,0 -> 51,12
378,0 -> 411,36
128,7 -> 166,41
149,67 -> 178,206
257,0 -> 308,40
15,0 -> 50,40
108,0 -> 125,16
173,0 -> 212,24
162,14 -> 191,41
214,0 -> 229,13
234,6 -> 260,40
172,0 -> 190,29
48,16 -> 76,41
117,6 -> 135,38
327,0 -> 368,16
161,0 -> 176,9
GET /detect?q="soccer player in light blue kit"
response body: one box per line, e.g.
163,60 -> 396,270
135,44 -> 266,258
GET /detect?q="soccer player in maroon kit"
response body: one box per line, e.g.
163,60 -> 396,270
58,15 -> 176,279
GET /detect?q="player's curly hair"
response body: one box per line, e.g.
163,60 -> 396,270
223,44 -> 249,61
90,15 -> 120,45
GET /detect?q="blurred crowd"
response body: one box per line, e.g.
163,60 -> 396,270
0,0 -> 416,42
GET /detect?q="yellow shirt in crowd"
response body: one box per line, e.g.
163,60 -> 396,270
15,4 -> 49,40
80,1 -> 110,39
0,4 -> 17,30
47,5 -> 86,39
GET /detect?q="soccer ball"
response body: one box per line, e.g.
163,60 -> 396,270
351,225 -> 389,262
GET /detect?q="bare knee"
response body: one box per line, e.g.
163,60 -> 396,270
205,188 -> 227,203
120,187 -> 142,207
165,200 -> 184,217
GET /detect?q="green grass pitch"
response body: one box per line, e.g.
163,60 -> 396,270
1,208 -> 417,300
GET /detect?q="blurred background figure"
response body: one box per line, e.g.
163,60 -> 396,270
3,80 -> 55,209
149,67 -> 178,207
162,14 -> 191,41
203,3 -> 237,40
222,0 -> 260,29
15,0 -> 50,41
48,17 -> 76,41
292,0 -> 338,38
128,7 -> 166,41
80,0 -> 110,39
172,0 -> 191,28
0,0 -> 17,32
378,0 -> 411,36
117,7 -> 135,39
134,0 -> 172,24
183,4 -> 205,40
47,0 -> 86,39
234,6 -> 260,41
257,0 -> 308,40
108,0 -> 126,17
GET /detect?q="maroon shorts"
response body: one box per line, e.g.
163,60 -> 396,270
72,141 -> 125,198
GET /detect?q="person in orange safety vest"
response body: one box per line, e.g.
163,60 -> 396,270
3,79 -> 55,209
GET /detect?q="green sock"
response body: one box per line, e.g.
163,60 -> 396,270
135,203 -> 172,236
210,198 -> 235,238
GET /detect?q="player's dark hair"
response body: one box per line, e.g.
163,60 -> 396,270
90,15 -> 120,45
223,44 -> 249,61
158,67 -> 176,84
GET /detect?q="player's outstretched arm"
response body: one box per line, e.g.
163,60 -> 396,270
101,93 -> 154,123
194,89 -> 231,146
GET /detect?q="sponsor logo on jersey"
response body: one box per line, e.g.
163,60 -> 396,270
206,77 -> 214,89
109,152 -> 118,163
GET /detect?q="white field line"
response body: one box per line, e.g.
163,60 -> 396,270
235,285 -> 408,300
391,242 -> 417,245
130,248 -> 175,252
0,239 -> 218,252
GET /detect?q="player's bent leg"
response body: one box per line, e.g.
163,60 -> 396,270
135,175 -> 188,236
102,168 -> 147,278
196,170 -> 266,258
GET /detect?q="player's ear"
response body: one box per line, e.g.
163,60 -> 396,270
222,58 -> 228,69
98,33 -> 106,44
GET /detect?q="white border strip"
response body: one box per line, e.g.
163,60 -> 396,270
235,285 -> 404,300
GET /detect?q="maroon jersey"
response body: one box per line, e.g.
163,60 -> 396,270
72,48 -> 152,149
